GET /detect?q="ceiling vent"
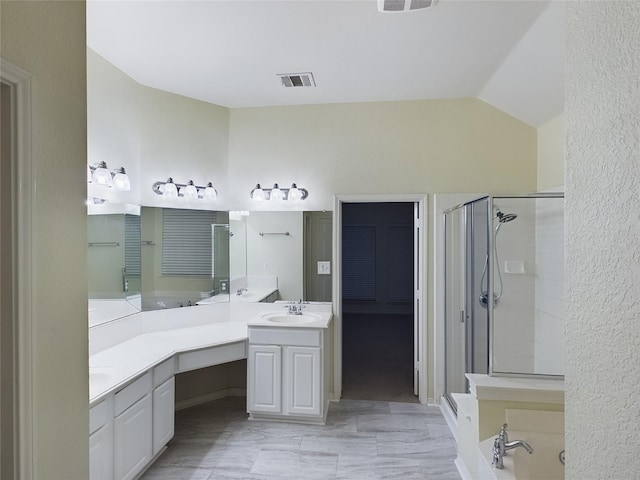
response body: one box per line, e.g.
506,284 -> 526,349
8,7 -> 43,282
378,0 -> 438,13
278,72 -> 316,88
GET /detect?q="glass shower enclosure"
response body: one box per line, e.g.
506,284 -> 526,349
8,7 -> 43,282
443,194 -> 565,413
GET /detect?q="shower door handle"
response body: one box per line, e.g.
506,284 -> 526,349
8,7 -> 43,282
460,310 -> 465,323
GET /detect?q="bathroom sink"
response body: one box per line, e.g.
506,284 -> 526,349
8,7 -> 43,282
90,366 -> 117,392
261,313 -> 320,325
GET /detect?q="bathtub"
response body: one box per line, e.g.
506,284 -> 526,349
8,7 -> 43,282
477,430 -> 565,480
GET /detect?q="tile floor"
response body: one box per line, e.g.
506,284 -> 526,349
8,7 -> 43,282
141,396 -> 461,480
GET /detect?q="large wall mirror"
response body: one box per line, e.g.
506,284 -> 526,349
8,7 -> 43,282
88,207 -> 331,327
141,207 -> 230,310
230,211 -> 332,302
88,203 -> 142,326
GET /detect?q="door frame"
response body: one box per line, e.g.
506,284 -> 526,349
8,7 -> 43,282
1,58 -> 35,479
332,194 -> 427,403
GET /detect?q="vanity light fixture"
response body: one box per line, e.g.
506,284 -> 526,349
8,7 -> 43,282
88,161 -> 131,191
250,183 -> 308,201
152,178 -> 218,201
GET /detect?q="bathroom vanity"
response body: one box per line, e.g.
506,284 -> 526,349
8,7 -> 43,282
247,311 -> 332,424
88,302 -> 332,480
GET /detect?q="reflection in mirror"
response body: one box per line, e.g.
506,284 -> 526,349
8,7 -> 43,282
88,203 -> 142,327
229,211 -> 332,302
141,207 -> 230,310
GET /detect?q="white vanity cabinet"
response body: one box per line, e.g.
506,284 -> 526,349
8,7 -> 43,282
247,326 -> 328,424
89,397 -> 114,480
152,358 -> 176,455
114,372 -> 153,480
90,359 -> 176,480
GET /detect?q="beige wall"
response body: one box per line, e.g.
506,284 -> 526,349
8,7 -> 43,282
87,48 -> 230,210
227,99 -> 537,211
537,113 -> 565,190
228,100 -> 538,400
1,1 -> 89,478
89,55 -> 540,401
566,2 -> 640,478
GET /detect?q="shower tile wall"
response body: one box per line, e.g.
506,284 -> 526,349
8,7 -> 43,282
492,202 -> 536,374
492,197 -> 565,376
534,198 -> 565,375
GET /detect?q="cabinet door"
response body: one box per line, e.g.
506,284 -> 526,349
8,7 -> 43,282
114,394 -> 153,480
90,422 -> 114,480
248,345 -> 282,414
285,346 -> 321,416
153,376 -> 175,455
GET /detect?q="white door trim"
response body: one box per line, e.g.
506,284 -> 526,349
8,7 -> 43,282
332,194 -> 428,403
1,58 -> 35,479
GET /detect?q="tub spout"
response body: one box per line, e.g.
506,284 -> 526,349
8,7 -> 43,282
504,440 -> 534,454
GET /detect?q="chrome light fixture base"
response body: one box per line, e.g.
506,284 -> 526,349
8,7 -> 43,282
152,178 -> 218,201
250,183 -> 308,201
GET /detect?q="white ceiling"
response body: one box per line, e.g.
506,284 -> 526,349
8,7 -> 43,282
87,0 -> 565,127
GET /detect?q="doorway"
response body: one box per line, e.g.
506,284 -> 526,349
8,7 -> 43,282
333,195 -> 427,403
1,59 -> 35,479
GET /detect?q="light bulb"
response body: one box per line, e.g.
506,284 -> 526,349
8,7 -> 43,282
92,162 -> 113,187
270,183 -> 285,201
162,178 -> 178,198
112,167 -> 131,191
182,180 -> 198,200
203,182 -> 217,201
252,184 -> 266,201
288,183 -> 303,201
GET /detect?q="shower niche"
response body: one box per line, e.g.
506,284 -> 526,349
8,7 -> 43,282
443,194 -> 565,411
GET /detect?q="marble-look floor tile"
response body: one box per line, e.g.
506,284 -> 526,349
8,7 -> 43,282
427,421 -> 458,438
142,396 -> 461,480
224,427 -> 303,451
329,399 -> 391,415
249,450 -> 338,479
356,413 -> 428,432
154,443 -> 260,471
336,453 -> 426,480
300,432 -> 377,456
389,401 -> 443,417
140,466 -> 213,480
375,430 -> 456,457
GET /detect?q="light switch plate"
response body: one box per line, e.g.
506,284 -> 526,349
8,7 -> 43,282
317,261 -> 331,275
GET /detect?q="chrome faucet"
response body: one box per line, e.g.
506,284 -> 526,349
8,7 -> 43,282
492,424 -> 533,469
287,300 -> 304,315
236,288 -> 247,296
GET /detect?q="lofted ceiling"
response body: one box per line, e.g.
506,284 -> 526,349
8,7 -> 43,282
87,0 -> 565,127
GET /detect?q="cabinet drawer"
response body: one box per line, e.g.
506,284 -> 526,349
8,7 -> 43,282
249,328 -> 321,347
177,341 -> 246,372
90,397 -> 113,435
153,358 -> 175,387
114,372 -> 152,416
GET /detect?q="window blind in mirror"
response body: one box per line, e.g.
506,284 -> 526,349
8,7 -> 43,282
162,208 -> 218,276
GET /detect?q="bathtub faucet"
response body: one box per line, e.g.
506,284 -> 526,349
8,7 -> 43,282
492,433 -> 533,469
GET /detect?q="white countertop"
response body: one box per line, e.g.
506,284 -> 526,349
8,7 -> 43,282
89,302 -> 332,405
196,287 -> 279,305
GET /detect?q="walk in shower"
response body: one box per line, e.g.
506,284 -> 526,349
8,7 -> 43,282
443,194 -> 565,412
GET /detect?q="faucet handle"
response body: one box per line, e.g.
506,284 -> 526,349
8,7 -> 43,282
499,423 -> 509,446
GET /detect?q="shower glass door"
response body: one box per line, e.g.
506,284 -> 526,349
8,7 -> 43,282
443,198 -> 489,412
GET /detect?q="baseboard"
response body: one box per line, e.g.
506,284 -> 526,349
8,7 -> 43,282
174,387 -> 247,411
440,397 -> 458,441
455,455 -> 472,480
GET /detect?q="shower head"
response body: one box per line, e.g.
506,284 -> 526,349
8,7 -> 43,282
496,210 -> 517,223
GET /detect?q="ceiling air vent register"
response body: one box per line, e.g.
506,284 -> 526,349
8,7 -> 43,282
278,72 -> 316,88
378,0 -> 438,12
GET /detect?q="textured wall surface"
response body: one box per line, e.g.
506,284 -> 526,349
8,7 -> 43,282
565,2 -> 640,478
1,1 -> 89,477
